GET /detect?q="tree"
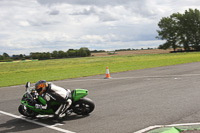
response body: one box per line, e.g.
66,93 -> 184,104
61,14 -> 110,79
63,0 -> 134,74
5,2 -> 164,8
12,55 -> 20,60
58,50 -> 67,58
78,47 -> 91,57
156,16 -> 179,51
45,52 -> 51,59
3,52 -> 9,58
82,47 -> 91,56
67,49 -> 78,57
30,52 -> 40,59
157,8 -> 200,51
2,52 -> 11,61
52,50 -> 58,58
184,9 -> 200,50
172,12 -> 191,51
78,48 -> 87,57
0,55 -> 3,60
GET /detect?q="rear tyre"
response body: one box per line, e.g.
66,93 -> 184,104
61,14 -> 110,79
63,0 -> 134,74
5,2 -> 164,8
72,98 -> 95,115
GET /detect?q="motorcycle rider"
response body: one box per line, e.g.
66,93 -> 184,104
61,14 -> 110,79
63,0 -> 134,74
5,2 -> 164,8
34,80 -> 72,118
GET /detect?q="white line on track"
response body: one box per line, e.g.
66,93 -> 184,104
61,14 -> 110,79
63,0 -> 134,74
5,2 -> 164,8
0,110 -> 75,133
134,125 -> 162,133
135,122 -> 200,133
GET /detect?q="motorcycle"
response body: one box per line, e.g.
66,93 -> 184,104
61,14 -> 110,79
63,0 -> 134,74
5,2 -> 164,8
18,82 -> 95,118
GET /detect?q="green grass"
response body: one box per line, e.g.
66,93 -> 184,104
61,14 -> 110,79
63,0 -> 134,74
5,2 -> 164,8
1,52 -> 200,87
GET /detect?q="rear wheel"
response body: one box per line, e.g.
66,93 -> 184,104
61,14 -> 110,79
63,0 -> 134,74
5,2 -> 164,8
72,98 -> 95,115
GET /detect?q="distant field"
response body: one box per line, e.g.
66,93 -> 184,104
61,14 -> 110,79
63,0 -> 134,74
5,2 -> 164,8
91,49 -> 171,56
0,51 -> 200,87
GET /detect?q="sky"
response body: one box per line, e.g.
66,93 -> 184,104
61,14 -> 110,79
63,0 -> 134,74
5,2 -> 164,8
0,0 -> 200,55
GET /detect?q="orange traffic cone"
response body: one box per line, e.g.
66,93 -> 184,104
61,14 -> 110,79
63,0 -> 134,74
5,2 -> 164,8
105,66 -> 111,79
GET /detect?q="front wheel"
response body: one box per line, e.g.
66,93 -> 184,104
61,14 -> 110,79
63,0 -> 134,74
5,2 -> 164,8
18,105 -> 38,117
72,98 -> 95,115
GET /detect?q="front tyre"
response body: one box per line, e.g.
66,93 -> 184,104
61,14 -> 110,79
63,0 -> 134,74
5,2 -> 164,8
18,105 -> 38,117
72,98 -> 95,115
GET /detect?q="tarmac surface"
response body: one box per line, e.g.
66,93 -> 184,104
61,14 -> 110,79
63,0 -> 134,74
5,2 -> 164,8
1,62 -> 200,133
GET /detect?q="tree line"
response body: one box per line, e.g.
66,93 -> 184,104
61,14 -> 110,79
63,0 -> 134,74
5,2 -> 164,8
0,47 -> 91,62
157,8 -> 200,51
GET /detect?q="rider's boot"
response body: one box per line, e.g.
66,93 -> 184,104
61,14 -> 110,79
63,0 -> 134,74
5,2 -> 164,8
59,99 -> 72,117
54,99 -> 72,119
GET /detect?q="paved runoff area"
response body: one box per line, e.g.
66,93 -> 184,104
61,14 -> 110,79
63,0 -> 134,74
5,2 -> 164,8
1,62 -> 200,133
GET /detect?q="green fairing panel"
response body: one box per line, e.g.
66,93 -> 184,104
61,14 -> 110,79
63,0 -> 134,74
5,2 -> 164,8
73,89 -> 88,102
21,101 -> 54,114
38,96 -> 47,105
51,101 -> 60,106
38,96 -> 60,106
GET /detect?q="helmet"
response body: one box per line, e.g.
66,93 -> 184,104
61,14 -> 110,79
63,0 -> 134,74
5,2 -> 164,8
35,80 -> 48,95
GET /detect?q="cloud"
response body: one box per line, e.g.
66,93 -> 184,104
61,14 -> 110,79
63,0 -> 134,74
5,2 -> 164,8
0,0 -> 200,55
71,6 -> 120,22
71,7 -> 96,15
36,0 -> 132,6
48,9 -> 60,15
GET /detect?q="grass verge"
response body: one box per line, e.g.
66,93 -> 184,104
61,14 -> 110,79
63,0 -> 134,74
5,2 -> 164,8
0,52 -> 200,87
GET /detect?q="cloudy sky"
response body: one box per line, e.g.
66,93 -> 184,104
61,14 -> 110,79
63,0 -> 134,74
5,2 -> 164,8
0,0 -> 199,55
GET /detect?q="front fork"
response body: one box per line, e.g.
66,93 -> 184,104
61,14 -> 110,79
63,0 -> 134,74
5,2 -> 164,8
22,103 -> 27,110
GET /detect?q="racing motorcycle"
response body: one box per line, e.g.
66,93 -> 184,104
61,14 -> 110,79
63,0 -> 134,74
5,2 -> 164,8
18,82 -> 95,118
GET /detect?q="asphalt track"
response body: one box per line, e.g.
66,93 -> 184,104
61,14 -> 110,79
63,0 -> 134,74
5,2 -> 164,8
1,62 -> 200,133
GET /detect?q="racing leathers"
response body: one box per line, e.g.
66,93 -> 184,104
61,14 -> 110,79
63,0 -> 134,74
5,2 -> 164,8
35,82 -> 72,118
